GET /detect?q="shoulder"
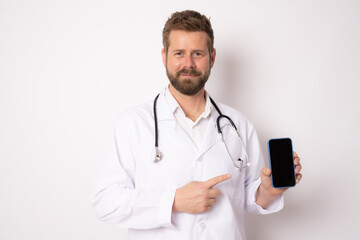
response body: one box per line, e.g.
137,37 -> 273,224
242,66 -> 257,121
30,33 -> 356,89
214,101 -> 257,139
216,102 -> 255,127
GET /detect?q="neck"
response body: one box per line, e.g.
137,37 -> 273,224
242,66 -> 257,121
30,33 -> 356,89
169,84 -> 206,122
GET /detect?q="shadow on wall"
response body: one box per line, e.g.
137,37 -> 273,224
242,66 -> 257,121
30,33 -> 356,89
209,47 -> 247,110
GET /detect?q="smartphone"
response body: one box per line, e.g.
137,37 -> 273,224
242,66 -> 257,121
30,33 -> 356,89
268,138 -> 296,188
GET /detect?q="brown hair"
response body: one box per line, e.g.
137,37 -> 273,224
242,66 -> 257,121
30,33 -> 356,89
162,10 -> 214,54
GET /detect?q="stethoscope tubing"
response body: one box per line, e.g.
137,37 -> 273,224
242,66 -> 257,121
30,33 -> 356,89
153,94 -> 160,148
152,93 -> 249,169
209,96 -> 237,133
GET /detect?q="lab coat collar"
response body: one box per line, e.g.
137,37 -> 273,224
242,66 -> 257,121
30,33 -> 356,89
164,85 -> 213,122
156,86 -> 215,122
155,88 -> 177,122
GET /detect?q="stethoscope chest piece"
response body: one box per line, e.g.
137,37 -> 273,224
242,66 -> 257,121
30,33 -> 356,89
152,147 -> 162,162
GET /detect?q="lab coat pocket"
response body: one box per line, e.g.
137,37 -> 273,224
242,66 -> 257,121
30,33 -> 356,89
224,160 -> 245,199
206,142 -> 245,199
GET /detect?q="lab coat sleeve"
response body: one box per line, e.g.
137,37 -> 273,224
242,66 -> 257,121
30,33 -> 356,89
92,115 -> 176,229
244,122 -> 284,214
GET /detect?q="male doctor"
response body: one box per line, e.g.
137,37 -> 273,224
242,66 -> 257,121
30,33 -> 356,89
92,10 -> 302,240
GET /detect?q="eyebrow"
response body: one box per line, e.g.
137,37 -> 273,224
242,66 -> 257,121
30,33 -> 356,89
171,49 -> 207,53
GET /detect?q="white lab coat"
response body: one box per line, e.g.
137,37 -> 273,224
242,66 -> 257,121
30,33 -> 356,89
92,89 -> 284,240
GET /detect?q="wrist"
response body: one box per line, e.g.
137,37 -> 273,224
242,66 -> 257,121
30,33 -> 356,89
255,184 -> 280,209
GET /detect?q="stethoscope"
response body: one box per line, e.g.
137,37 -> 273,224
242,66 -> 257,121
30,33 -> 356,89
152,93 -> 250,170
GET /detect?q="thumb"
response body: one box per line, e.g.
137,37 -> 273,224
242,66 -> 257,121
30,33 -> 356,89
262,167 -> 272,177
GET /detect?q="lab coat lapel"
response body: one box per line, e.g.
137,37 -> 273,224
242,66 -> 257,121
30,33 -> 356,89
155,90 -> 198,153
197,109 -> 222,159
155,91 -> 176,123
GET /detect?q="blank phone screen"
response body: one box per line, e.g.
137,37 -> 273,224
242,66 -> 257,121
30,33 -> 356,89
268,138 -> 296,188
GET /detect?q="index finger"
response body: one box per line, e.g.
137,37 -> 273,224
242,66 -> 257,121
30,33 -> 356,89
204,174 -> 231,188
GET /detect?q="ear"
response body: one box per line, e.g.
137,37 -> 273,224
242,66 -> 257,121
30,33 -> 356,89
210,48 -> 216,68
161,48 -> 166,67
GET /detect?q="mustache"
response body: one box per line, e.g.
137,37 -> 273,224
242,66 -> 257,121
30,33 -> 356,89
176,69 -> 202,77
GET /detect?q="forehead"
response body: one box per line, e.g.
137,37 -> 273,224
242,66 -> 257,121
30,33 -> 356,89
168,30 -> 209,50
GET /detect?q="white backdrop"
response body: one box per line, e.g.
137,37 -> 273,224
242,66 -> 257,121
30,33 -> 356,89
1,0 -> 359,239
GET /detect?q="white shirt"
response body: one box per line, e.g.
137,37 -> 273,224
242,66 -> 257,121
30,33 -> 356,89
164,86 -> 212,149
92,87 -> 284,240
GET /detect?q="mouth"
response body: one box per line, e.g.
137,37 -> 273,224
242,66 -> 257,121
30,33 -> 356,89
177,69 -> 201,78
180,73 -> 198,78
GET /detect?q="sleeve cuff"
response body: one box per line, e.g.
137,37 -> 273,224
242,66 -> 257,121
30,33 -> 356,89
157,188 -> 177,228
246,178 -> 284,215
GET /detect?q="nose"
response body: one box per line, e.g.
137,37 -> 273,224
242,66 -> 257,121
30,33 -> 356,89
183,54 -> 195,68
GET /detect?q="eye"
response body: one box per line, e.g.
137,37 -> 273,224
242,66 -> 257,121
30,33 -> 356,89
174,52 -> 183,57
193,52 -> 204,58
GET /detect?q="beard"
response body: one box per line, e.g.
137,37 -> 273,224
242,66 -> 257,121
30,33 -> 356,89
166,67 -> 210,96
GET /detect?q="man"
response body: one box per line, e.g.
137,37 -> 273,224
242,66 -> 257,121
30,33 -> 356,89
92,10 -> 302,240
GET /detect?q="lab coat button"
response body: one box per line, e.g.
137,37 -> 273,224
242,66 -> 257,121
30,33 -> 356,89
199,222 -> 206,229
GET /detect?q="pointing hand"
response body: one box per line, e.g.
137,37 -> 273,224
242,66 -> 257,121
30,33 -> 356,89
172,174 -> 231,214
